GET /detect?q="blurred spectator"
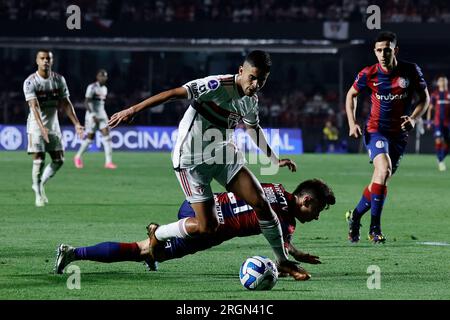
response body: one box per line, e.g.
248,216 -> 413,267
2,0 -> 450,23
322,120 -> 339,153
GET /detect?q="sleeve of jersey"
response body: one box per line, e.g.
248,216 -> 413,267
85,84 -> 94,99
23,78 -> 36,101
412,64 -> 427,91
59,76 -> 70,98
182,76 -> 221,101
352,68 -> 368,92
242,97 -> 260,126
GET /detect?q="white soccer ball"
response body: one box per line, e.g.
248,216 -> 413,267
239,256 -> 278,290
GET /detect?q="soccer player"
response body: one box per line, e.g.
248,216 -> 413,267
426,75 -> 450,171
344,31 -> 430,243
54,179 -> 336,280
23,49 -> 84,207
108,50 -> 301,278
74,69 -> 117,169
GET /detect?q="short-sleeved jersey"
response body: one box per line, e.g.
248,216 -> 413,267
430,90 -> 450,127
352,61 -> 427,135
211,183 -> 297,247
23,71 -> 70,134
85,82 -> 108,116
173,74 -> 259,168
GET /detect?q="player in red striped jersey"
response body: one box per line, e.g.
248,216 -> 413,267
108,51 -> 302,278
54,179 -> 336,280
345,31 -> 430,243
426,75 -> 450,171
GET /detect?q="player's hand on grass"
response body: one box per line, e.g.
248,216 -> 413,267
40,127 -> 50,143
293,252 -> 321,265
277,260 -> 311,281
109,107 -> 136,128
279,159 -> 297,172
75,124 -> 84,139
349,123 -> 362,138
400,115 -> 416,132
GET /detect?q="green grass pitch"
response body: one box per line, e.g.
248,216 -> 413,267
0,151 -> 449,300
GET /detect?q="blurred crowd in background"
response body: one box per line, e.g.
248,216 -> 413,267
1,0 -> 450,23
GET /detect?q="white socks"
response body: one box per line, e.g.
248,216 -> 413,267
76,138 -> 93,158
102,135 -> 113,163
41,159 -> 63,185
259,218 -> 288,262
32,159 -> 45,189
155,218 -> 190,241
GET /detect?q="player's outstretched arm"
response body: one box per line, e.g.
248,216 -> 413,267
401,88 -> 430,132
28,99 -> 49,143
345,86 -> 362,138
61,97 -> 84,139
287,243 -> 321,264
108,87 -> 188,128
245,123 -> 297,172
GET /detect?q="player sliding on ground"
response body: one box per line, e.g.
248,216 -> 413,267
345,31 -> 430,243
108,50 -> 302,278
55,179 -> 336,280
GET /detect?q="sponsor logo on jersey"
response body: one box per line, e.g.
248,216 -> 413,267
213,194 -> 225,224
190,82 -> 207,99
375,92 -> 408,101
397,77 -> 410,88
207,79 -> 219,90
25,80 -> 32,93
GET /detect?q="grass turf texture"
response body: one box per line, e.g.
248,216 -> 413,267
0,151 -> 449,300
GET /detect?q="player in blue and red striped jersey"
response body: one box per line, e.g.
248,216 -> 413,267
344,31 -> 430,243
426,75 -> 450,171
54,179 -> 336,281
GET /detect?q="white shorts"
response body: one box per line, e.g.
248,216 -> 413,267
27,132 -> 64,154
85,112 -> 108,134
175,160 -> 245,203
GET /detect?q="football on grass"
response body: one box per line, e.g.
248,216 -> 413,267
239,256 -> 278,290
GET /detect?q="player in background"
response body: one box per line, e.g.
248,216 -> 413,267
23,49 -> 84,207
426,75 -> 450,171
108,50 -> 302,279
54,179 -> 336,280
344,31 -> 430,243
74,70 -> 117,169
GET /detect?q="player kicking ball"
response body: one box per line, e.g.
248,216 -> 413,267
54,179 -> 336,280
345,31 -> 430,243
23,49 -> 84,207
74,69 -> 117,169
108,50 -> 302,279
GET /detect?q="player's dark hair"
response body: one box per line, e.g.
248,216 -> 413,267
293,179 -> 336,210
97,69 -> 108,76
244,50 -> 272,73
374,31 -> 398,47
36,49 -> 52,56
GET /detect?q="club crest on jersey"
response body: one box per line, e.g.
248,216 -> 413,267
228,112 -> 241,128
375,140 -> 385,149
207,79 -> 219,90
397,77 -> 410,88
